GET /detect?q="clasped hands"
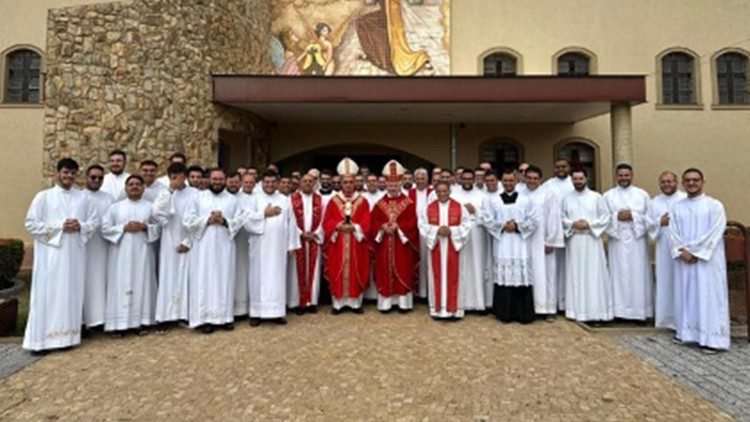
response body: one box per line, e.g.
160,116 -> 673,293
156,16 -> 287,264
617,209 -> 633,222
63,218 -> 81,233
572,219 -> 590,231
380,221 -> 399,235
679,248 -> 698,264
336,222 -> 356,233
437,226 -> 451,237
501,219 -> 518,233
124,221 -> 147,233
207,211 -> 226,226
264,204 -> 282,218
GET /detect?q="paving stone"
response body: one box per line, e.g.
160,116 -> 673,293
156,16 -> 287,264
0,344 -> 39,380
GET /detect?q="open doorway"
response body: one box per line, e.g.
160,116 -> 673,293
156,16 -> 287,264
276,143 -> 437,174
217,129 -> 250,171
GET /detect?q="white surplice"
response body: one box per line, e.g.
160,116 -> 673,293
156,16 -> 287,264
412,187 -> 432,298
234,191 -> 255,316
451,187 -> 490,310
669,194 -> 730,350
287,192 -> 324,308
482,192 -> 538,287
152,186 -> 198,323
23,186 -> 96,351
101,172 -> 130,201
647,191 -> 687,329
562,188 -> 613,322
362,190 -> 384,300
418,200 -> 472,318
525,187 -> 565,314
184,190 -> 242,328
83,189 -> 113,328
542,175 -> 574,310
245,191 -> 300,318
143,182 -> 166,203
604,185 -> 653,320
101,198 -> 160,331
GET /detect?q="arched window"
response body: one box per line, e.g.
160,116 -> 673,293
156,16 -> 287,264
4,48 -> 42,103
661,52 -> 697,105
716,52 -> 748,105
479,139 -> 522,173
483,53 -> 517,77
557,140 -> 597,190
557,52 -> 590,76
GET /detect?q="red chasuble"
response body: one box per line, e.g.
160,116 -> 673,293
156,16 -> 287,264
290,192 -> 323,307
370,194 -> 419,297
427,199 -> 462,313
323,193 -> 371,300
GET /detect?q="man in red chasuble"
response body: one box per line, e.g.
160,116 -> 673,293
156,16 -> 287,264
371,160 -> 420,313
323,158 -> 371,314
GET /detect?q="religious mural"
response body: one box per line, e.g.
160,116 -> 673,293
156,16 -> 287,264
268,0 -> 451,76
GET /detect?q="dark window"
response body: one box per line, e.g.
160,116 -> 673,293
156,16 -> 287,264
661,52 -> 695,104
716,52 -> 748,105
483,53 -> 517,77
558,141 -> 596,190
557,52 -> 589,76
5,49 -> 41,103
481,141 -> 520,173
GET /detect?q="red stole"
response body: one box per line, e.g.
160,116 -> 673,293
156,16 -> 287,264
291,192 -> 322,307
427,199 -> 461,313
408,187 -> 433,204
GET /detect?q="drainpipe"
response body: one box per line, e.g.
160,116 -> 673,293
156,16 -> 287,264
450,122 -> 458,169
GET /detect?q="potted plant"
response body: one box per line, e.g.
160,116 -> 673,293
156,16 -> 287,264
0,239 -> 25,336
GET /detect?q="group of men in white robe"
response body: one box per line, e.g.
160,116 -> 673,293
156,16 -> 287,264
23,150 -> 731,354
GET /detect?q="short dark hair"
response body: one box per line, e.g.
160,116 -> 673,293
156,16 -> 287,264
525,165 -> 543,178
109,149 -> 127,160
226,170 -> 241,179
262,169 -> 280,179
554,157 -> 570,165
616,163 -> 633,172
501,168 -> 516,176
140,159 -> 158,168
571,168 -> 588,178
187,165 -> 204,175
57,158 -> 79,172
167,163 -> 187,176
435,180 -> 451,189
440,169 -> 453,176
125,174 -> 144,184
202,170 -> 211,177
315,22 -> 331,37
208,167 -> 224,177
485,169 -> 499,178
682,167 -> 704,180
169,152 -> 187,162
321,169 -> 333,177
461,170 -> 475,178
86,164 -> 104,175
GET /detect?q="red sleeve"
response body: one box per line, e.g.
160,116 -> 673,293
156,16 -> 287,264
399,201 -> 420,252
323,199 -> 341,242
355,198 -> 371,242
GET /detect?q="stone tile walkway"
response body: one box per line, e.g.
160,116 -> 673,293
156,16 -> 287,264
0,344 -> 38,380
617,333 -> 750,421
0,308 -> 729,420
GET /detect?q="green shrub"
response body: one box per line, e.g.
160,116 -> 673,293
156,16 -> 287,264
0,239 -> 25,283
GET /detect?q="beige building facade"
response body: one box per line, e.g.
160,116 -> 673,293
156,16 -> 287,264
1,0 -> 749,242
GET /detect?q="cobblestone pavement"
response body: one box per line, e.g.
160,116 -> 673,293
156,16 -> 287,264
617,332 -> 750,421
0,344 -> 38,380
0,307 -> 729,420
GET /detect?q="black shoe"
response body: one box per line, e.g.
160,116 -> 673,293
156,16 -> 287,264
331,308 -> 342,315
351,307 -> 364,314
222,323 -> 235,331
30,349 -> 50,357
379,308 -> 393,314
293,307 -> 305,316
81,327 -> 91,339
275,318 -> 287,325
201,325 -> 215,334
397,308 -> 412,314
249,318 -> 261,327
307,306 -> 318,314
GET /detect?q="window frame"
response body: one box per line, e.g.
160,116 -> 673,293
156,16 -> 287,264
711,48 -> 750,110
477,47 -> 523,76
655,47 -> 703,110
551,47 -> 597,76
477,137 -> 524,173
0,44 -> 44,108
553,137 -> 600,191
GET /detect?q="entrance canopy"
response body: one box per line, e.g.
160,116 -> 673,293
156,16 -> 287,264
212,75 -> 646,123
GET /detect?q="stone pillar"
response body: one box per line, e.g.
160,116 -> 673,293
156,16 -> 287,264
610,103 -> 633,168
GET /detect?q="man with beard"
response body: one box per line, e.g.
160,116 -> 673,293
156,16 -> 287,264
200,170 -> 211,191
101,149 -> 130,200
604,164 -> 653,322
561,169 -> 613,322
157,152 -> 187,187
409,168 -> 432,299
362,173 -> 384,301
288,173 -> 324,314
523,166 -> 564,320
670,168 -> 729,352
279,175 -> 293,196
482,170 -> 539,323
542,158 -> 574,311
83,165 -> 113,334
24,158 -> 96,353
187,165 -> 204,189
323,158 -> 371,314
102,175 -> 160,336
647,171 -> 686,330
356,174 -> 367,192
226,171 -> 242,195
450,170 -> 490,312
371,160 -> 419,312
152,163 -> 198,332
141,160 -> 166,202
245,170 -> 300,326
184,169 -> 243,334
474,168 -> 486,192
319,169 -> 335,208
234,172 -> 258,318
402,170 -> 414,192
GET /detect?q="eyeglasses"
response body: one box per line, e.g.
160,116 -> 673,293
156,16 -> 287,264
88,176 -> 103,181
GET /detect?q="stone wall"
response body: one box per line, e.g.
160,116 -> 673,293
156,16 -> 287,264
43,0 -> 273,177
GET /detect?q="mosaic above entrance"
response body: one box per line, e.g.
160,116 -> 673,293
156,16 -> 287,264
269,0 -> 450,76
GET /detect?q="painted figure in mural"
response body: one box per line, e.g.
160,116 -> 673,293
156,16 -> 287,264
301,23 -> 335,76
277,28 -> 303,76
356,0 -> 431,76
